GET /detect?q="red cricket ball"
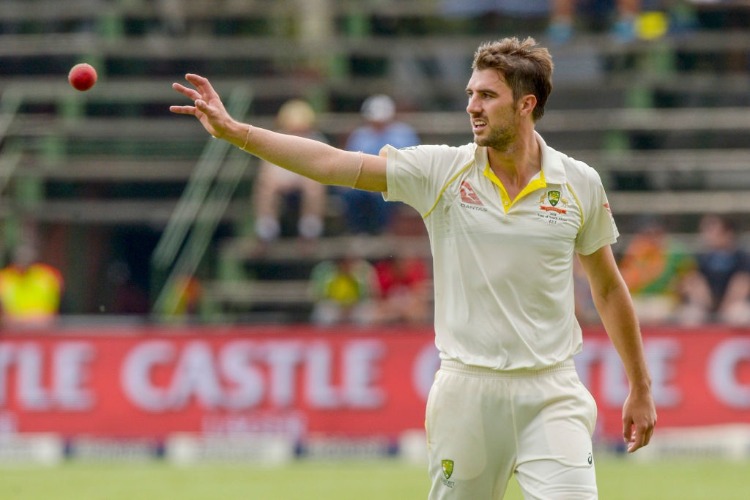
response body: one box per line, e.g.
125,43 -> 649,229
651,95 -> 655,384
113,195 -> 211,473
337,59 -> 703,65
68,63 -> 98,92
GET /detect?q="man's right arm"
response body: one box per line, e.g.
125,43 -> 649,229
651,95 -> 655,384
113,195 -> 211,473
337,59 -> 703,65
170,73 -> 388,192
241,125 -> 388,192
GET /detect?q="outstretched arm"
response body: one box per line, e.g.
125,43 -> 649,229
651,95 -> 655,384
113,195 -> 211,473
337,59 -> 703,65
577,245 -> 657,453
170,73 -> 388,192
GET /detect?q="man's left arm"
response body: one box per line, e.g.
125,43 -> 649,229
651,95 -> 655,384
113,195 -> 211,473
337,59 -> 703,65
577,245 -> 657,453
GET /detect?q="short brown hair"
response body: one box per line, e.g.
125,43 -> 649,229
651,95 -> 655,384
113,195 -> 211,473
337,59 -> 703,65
472,37 -> 553,121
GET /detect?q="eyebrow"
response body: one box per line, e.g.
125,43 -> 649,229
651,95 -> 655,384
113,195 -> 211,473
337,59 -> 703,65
465,86 -> 498,95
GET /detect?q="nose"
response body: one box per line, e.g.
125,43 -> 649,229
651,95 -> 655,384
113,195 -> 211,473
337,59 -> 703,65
466,94 -> 480,115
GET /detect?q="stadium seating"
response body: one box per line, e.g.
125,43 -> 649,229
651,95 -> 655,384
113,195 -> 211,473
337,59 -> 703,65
1,0 -> 750,320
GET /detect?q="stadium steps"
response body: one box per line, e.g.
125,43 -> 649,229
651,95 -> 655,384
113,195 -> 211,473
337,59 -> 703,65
2,0 -> 750,318
201,279 -> 315,323
219,234 -> 431,264
202,234 -> 432,322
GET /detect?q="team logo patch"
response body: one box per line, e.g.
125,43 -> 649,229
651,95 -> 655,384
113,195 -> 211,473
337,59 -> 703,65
547,190 -> 561,206
440,458 -> 456,488
459,181 -> 483,206
441,459 -> 454,480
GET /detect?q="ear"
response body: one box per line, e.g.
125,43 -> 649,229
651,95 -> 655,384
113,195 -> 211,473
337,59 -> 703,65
518,94 -> 537,117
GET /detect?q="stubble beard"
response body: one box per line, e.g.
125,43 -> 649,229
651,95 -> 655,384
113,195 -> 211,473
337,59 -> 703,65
475,124 -> 516,153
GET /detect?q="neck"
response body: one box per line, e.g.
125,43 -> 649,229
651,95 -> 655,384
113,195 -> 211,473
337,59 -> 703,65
487,130 -> 541,187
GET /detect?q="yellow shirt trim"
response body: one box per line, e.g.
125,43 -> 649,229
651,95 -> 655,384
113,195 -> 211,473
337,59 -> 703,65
566,181 -> 585,229
423,159 -> 475,219
483,164 -> 547,213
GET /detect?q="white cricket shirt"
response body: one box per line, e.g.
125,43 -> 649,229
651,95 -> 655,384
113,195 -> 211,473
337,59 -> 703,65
383,132 -> 618,370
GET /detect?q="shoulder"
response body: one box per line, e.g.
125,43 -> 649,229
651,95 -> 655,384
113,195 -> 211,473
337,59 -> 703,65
553,148 -> 605,189
401,142 -> 475,159
386,142 -> 476,170
538,133 -> 603,189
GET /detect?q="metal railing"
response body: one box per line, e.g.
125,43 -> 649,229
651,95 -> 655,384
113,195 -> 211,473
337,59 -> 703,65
150,85 -> 253,317
0,87 -> 24,197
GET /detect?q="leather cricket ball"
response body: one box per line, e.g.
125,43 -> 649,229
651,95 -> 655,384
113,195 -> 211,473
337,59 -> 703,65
68,63 -> 98,92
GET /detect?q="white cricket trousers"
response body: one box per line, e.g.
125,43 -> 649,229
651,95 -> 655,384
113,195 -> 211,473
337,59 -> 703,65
425,359 -> 598,499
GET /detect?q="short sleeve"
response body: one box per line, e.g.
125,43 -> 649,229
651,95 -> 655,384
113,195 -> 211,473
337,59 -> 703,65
383,144 -> 455,216
575,169 -> 619,255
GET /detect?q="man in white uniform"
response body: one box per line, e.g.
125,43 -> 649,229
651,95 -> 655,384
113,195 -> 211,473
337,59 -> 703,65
171,36 -> 656,499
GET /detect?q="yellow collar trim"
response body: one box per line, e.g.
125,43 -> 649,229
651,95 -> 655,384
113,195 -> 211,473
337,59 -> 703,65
483,164 -> 547,213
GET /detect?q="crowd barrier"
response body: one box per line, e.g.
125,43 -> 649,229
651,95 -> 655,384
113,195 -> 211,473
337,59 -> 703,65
0,324 -> 748,462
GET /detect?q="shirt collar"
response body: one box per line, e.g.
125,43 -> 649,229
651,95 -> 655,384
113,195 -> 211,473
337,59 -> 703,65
472,132 -> 565,185
535,131 -> 566,185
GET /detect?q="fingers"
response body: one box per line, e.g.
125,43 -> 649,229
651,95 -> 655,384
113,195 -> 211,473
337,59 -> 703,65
170,74 -> 221,137
185,73 -> 207,85
172,82 -> 201,101
168,101 -> 209,115
185,73 -> 219,100
170,77 -> 208,116
169,105 -> 196,115
623,419 -> 655,453
171,74 -> 212,101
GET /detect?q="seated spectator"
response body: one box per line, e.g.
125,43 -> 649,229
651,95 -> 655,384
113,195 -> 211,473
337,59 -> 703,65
105,260 -> 150,315
618,216 -> 697,325
0,243 -> 64,328
681,214 -> 750,325
339,94 -> 420,235
373,252 -> 431,325
251,99 -> 327,248
309,252 -> 378,326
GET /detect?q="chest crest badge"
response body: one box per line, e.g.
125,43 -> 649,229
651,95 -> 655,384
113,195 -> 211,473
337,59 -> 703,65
547,190 -> 561,206
539,189 -> 568,215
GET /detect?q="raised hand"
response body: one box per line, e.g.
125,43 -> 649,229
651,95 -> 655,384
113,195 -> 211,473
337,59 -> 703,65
170,73 -> 233,140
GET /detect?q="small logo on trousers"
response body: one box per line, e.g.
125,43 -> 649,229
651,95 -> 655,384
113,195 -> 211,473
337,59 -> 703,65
441,459 -> 455,488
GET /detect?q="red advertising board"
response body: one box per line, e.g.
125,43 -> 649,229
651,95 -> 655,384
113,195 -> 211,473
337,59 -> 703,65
580,326 -> 750,439
0,325 -> 748,441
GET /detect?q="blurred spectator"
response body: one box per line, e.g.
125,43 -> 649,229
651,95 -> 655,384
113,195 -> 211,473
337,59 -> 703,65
251,99 -> 327,249
0,243 -> 64,328
681,215 -> 750,325
339,94 -> 420,235
373,252 -> 431,325
618,216 -> 696,325
156,0 -> 188,37
106,260 -> 150,315
439,0 -> 551,21
547,0 -> 643,44
160,275 -> 203,320
309,251 -> 378,326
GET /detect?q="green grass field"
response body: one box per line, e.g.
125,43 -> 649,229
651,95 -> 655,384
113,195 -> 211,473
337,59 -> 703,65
0,457 -> 747,499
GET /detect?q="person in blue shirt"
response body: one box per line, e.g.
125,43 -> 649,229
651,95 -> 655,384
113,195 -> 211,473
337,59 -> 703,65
340,94 -> 420,235
683,214 -> 750,325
